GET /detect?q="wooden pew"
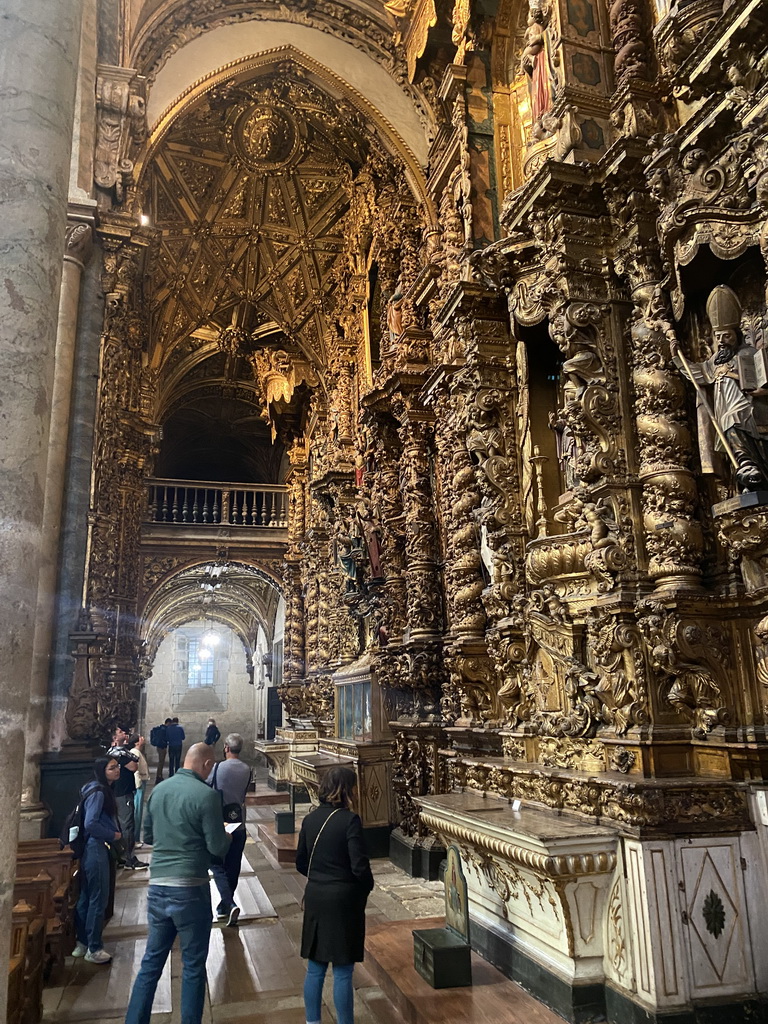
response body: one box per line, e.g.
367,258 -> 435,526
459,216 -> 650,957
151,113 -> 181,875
8,886 -> 46,1024
7,900 -> 33,1024
16,839 -> 77,979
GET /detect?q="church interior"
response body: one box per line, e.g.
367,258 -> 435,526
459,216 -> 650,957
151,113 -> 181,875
3,0 -> 768,1020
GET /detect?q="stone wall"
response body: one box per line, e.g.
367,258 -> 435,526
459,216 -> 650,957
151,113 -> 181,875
142,621 -> 256,765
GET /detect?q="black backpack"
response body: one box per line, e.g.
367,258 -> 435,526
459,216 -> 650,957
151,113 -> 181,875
59,795 -> 86,859
150,724 -> 165,746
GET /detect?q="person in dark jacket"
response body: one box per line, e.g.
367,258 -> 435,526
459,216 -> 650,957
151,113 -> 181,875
204,718 -> 220,746
166,717 -> 185,776
296,766 -> 374,1024
72,756 -> 122,964
151,718 -> 171,783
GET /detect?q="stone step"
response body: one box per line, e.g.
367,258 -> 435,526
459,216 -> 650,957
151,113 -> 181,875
247,783 -> 289,806
256,820 -> 299,864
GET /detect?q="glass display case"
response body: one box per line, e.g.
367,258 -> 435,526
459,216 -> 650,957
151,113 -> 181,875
337,678 -> 372,742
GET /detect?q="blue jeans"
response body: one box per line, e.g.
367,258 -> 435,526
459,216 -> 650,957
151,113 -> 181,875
211,825 -> 247,912
303,959 -> 354,1024
168,746 -> 182,776
125,885 -> 212,1024
75,839 -> 111,952
134,782 -> 146,839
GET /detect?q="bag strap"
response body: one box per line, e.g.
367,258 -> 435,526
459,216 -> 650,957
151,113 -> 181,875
211,762 -> 219,790
306,808 -> 340,881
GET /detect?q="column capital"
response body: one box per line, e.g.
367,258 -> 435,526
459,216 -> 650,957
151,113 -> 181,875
64,221 -> 94,269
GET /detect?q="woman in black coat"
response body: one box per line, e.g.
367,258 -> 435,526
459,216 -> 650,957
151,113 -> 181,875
296,765 -> 374,1024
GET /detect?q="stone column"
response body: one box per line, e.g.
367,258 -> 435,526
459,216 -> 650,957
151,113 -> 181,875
0,1 -> 84,1016
19,216 -> 94,838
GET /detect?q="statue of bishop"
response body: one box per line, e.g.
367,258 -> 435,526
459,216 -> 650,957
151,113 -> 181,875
671,284 -> 768,492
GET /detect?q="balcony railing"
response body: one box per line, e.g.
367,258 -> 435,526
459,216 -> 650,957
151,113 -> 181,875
146,478 -> 288,528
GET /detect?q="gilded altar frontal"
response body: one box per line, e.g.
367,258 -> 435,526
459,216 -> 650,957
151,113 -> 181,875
3,0 -> 768,1020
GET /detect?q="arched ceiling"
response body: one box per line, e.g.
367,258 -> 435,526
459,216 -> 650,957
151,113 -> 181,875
141,561 -> 282,667
128,2 -> 431,169
141,58 -> 373,369
143,23 -> 429,166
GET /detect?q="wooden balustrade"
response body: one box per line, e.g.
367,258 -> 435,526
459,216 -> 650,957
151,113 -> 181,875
146,478 -> 288,528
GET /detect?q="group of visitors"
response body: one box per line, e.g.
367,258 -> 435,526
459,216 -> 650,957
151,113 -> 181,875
71,721 -> 372,1024
148,716 -> 221,781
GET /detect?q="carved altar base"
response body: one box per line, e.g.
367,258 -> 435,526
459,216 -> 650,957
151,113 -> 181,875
415,791 -> 768,1023
416,792 -> 616,1019
253,726 -> 319,791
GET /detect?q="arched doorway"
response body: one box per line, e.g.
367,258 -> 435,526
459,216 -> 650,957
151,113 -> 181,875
139,561 -> 283,759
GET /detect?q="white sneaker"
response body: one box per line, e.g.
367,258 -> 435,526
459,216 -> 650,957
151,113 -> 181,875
71,942 -> 87,958
84,948 -> 112,964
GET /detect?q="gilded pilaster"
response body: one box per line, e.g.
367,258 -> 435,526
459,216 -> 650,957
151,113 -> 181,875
67,221 -> 158,743
397,414 -> 442,639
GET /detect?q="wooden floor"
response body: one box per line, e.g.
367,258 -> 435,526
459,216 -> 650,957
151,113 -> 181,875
42,802 -> 566,1024
366,918 -> 563,1024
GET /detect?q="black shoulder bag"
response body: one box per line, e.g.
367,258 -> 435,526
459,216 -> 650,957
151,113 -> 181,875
211,762 -> 244,823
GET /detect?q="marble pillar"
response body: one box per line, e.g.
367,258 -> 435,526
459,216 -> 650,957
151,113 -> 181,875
19,215 -> 94,838
0,1 -> 84,1015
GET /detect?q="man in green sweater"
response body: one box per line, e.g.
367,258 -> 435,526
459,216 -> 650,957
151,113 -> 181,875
125,743 -> 231,1024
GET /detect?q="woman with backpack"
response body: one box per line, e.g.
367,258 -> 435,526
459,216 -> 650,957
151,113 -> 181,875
72,756 -> 122,964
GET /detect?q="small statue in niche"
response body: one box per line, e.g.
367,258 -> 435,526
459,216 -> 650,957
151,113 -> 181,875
355,500 -> 383,578
548,407 -> 579,491
521,0 -> 554,123
386,288 -> 404,342
670,285 -> 768,492
335,520 -> 363,592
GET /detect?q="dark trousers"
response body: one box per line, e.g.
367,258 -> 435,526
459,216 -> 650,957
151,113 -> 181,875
154,746 -> 167,782
74,839 -> 110,952
168,745 -> 182,776
211,825 -> 247,912
115,791 -> 135,863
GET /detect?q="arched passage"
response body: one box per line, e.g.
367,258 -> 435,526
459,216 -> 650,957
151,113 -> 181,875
139,561 -> 283,753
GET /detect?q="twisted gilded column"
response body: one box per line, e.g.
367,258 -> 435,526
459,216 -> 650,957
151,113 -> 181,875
282,441 -> 308,685
434,388 -> 486,638
398,415 -> 442,639
0,1 -> 84,1013
631,281 -> 704,590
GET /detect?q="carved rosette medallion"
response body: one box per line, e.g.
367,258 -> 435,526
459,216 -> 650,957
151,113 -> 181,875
234,104 -> 301,171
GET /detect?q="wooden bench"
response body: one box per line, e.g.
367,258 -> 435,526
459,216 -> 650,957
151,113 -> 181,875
16,839 -> 78,978
8,890 -> 45,1024
7,900 -> 34,1024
